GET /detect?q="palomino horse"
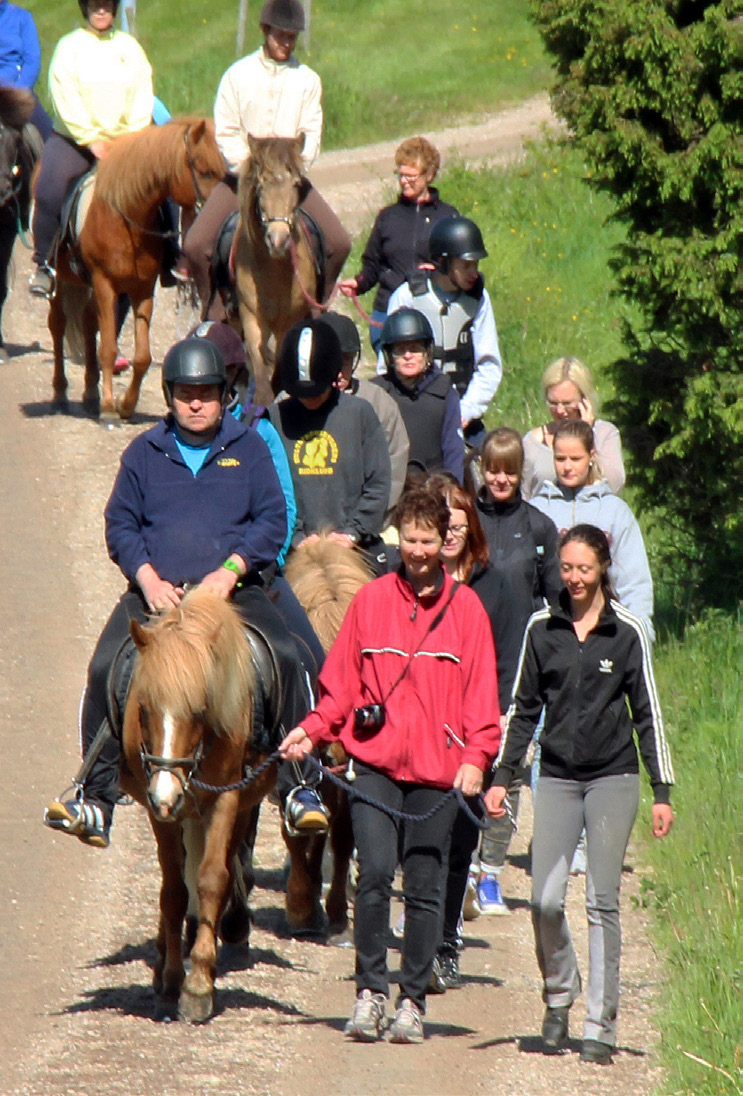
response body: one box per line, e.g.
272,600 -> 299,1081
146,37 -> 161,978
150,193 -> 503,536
0,86 -> 40,361
235,135 -> 318,406
51,119 -> 223,419
284,538 -> 372,940
121,586 -> 278,1022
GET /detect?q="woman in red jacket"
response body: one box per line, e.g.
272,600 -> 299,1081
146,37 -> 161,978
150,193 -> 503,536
281,486 -> 501,1044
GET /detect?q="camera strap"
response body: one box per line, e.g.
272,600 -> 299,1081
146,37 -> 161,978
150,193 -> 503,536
378,580 -> 461,707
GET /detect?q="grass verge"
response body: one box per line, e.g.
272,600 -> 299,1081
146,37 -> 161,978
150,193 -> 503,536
635,611 -> 741,1095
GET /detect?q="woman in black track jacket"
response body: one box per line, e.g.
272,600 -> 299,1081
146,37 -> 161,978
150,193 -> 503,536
485,523 -> 674,1066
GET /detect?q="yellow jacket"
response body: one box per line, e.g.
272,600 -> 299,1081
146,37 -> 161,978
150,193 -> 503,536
49,26 -> 153,147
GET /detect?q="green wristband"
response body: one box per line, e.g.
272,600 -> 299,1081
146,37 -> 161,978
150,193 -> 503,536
222,559 -> 242,576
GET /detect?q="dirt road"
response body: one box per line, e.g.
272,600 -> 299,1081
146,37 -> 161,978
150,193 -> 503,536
0,101 -> 666,1096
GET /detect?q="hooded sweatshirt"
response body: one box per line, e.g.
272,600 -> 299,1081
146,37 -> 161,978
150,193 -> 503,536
530,478 -> 655,641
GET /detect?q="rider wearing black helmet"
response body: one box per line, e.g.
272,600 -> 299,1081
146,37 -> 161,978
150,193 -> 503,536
269,318 -> 391,571
44,336 -> 315,847
372,308 -> 465,482
379,214 -> 503,448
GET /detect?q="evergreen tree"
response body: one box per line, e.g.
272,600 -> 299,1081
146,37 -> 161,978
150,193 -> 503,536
532,0 -> 742,610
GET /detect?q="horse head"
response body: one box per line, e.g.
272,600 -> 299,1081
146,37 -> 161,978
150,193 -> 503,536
242,134 -> 305,257
0,86 -> 34,209
126,588 -> 255,823
165,118 -> 224,214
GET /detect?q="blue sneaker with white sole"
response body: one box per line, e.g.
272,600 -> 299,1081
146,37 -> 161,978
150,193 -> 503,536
477,873 -> 510,915
44,797 -> 110,848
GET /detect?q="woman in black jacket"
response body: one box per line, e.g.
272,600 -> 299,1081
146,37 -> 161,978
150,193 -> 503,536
486,524 -> 674,1065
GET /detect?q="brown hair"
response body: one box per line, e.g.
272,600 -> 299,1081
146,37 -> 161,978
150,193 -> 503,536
481,426 -> 524,478
559,524 -> 616,600
427,474 -> 489,581
394,136 -> 440,178
552,419 -> 602,484
394,485 -> 450,541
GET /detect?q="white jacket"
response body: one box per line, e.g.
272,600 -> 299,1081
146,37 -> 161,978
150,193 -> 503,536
214,47 -> 322,175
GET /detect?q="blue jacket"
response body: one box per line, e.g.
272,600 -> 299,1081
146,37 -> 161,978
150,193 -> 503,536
105,413 -> 287,586
0,1 -> 41,89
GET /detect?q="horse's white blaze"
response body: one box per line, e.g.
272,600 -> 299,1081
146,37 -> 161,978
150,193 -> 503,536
150,710 -> 181,809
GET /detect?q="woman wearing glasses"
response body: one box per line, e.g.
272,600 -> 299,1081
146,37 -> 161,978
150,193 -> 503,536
339,136 -> 458,351
522,358 -> 625,501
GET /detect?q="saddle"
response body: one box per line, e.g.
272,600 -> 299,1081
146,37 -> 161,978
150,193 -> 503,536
210,205 -> 326,316
57,168 -> 98,281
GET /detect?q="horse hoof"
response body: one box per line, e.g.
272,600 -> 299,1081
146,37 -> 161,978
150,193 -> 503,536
327,926 -> 353,948
51,398 -> 69,414
288,907 -> 327,939
178,989 -> 214,1024
83,397 -> 100,417
0,345 -> 9,363
100,405 -> 118,424
154,995 -> 179,1021
219,905 -> 252,947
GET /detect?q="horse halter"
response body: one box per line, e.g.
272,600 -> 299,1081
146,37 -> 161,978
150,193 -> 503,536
140,736 -> 208,796
183,125 -> 208,213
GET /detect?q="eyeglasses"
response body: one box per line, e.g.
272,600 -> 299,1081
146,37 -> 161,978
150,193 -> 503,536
395,171 -> 423,183
547,399 -> 580,410
447,524 -> 468,536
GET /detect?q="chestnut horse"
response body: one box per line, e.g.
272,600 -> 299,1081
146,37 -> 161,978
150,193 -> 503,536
0,86 -> 40,361
51,119 -> 223,419
121,586 -> 279,1022
284,538 -> 372,940
235,135 -> 317,406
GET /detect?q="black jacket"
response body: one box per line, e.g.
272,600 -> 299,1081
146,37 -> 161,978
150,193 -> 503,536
467,560 -> 522,709
493,591 -> 674,801
354,188 -> 459,311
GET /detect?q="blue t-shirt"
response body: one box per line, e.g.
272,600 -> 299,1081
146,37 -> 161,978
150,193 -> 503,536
173,430 -> 210,476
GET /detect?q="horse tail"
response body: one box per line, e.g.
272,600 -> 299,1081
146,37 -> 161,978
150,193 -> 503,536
58,283 -> 93,364
284,537 -> 372,653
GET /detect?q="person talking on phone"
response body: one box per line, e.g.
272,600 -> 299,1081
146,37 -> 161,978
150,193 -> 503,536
280,485 -> 500,1045
521,357 -> 625,501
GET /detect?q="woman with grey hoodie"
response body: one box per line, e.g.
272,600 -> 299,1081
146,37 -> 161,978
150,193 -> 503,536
530,419 -> 655,642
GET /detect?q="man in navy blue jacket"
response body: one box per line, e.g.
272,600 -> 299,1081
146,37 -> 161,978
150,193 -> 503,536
45,337 -> 319,847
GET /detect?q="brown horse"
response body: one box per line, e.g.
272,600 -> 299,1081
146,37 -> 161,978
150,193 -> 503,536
121,586 -> 278,1022
283,538 -> 372,940
234,135 -> 317,406
51,119 -> 223,419
0,86 -> 40,362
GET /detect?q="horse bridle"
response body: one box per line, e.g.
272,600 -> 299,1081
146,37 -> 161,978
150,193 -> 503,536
182,124 -> 208,214
140,736 -> 209,796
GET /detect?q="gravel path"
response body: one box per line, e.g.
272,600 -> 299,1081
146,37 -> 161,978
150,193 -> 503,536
0,99 -> 667,1096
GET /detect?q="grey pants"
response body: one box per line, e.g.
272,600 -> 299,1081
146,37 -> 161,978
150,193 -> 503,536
531,773 -> 640,1045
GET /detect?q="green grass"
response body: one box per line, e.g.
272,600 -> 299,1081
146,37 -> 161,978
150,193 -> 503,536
25,0 -> 551,148
635,612 -> 741,1095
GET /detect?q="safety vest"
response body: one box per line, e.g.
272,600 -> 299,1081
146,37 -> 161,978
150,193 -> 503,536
373,371 -> 451,474
407,272 -> 483,396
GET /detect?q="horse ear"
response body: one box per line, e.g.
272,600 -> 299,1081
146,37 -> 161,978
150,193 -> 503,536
190,119 -> 206,144
248,133 -> 259,157
130,618 -> 149,651
295,132 -> 306,154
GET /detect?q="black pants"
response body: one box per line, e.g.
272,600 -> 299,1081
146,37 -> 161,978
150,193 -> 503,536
349,761 -> 459,1011
32,132 -> 94,265
80,582 -> 311,824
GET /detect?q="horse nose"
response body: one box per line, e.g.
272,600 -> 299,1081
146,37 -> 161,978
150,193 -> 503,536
147,774 -> 185,821
266,223 -> 291,256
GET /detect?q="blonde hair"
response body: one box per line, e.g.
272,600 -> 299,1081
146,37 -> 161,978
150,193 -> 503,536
541,357 -> 600,414
394,136 -> 440,178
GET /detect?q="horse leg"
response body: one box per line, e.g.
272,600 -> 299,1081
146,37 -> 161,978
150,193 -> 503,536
0,218 -> 16,362
283,825 -> 326,936
48,292 -> 69,411
219,801 -> 260,946
239,304 -> 274,407
152,820 -> 188,1014
180,793 -> 238,1023
326,787 -> 354,943
118,291 -> 153,420
91,271 -> 117,417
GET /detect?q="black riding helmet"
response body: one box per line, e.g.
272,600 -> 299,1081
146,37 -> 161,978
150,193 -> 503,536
279,318 -> 342,399
260,0 -> 305,32
78,0 -> 120,15
379,308 -> 434,373
318,312 -> 361,373
429,214 -> 488,273
162,337 -> 228,406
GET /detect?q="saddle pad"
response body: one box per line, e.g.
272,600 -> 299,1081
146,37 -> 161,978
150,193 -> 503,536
73,173 -> 97,239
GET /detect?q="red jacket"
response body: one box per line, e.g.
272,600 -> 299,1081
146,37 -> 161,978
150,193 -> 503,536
302,569 -> 501,788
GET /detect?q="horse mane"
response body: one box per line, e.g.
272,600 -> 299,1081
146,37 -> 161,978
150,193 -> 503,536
0,85 -> 34,128
239,135 -> 304,202
94,117 -> 210,214
133,586 -> 255,742
284,537 -> 372,653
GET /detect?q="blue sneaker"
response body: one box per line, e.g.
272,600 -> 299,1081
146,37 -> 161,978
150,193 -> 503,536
283,786 -> 330,835
44,796 -> 110,848
477,873 -> 510,915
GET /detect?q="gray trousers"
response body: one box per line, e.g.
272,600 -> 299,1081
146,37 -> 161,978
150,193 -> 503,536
531,773 -> 639,1045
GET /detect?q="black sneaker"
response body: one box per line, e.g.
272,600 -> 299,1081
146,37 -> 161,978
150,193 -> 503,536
437,948 -> 461,989
541,1005 -> 570,1051
427,954 -> 447,994
580,1039 -> 613,1065
29,265 -> 54,299
283,786 -> 330,834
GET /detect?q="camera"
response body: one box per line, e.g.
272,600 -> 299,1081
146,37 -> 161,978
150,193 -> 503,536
353,703 -> 386,732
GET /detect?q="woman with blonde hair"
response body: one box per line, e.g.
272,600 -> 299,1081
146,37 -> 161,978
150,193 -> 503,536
339,135 -> 458,350
522,357 -> 625,500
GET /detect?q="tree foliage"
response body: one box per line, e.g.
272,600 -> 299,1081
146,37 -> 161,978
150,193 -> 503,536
531,0 -> 742,610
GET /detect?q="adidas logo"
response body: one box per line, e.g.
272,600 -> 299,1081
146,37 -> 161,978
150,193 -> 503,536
599,658 -> 614,674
